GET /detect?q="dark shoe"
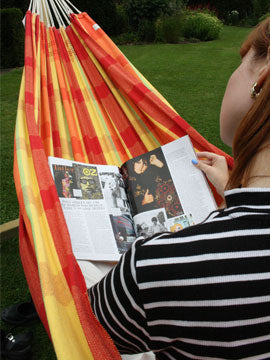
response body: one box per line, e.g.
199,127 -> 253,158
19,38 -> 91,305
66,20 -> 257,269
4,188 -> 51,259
1,300 -> 39,326
1,329 -> 33,359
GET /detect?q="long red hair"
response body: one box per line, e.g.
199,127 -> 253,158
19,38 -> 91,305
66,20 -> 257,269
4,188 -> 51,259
226,18 -> 270,189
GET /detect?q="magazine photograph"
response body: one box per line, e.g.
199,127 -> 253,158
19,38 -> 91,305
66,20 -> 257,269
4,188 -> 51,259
122,146 -> 184,219
52,164 -> 76,199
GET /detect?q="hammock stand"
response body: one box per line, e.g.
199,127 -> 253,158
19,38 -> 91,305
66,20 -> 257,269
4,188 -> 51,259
14,0 -> 233,358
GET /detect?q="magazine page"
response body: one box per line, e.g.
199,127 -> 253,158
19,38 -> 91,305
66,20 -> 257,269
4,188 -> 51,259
48,157 -> 136,261
121,135 -> 217,238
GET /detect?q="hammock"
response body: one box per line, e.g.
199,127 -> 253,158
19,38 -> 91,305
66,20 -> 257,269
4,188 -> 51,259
14,0 -> 233,358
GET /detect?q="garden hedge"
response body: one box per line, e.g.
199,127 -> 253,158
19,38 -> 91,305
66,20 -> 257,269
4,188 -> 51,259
1,8 -> 25,69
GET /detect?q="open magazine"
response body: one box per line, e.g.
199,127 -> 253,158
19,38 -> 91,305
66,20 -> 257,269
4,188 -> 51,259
48,135 -> 217,261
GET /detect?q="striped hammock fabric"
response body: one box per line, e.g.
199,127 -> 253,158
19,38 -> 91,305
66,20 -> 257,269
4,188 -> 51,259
14,0 -> 233,358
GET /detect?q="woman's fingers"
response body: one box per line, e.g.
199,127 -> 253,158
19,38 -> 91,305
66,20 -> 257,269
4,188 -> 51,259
192,152 -> 229,197
199,159 -> 212,166
197,151 -> 219,158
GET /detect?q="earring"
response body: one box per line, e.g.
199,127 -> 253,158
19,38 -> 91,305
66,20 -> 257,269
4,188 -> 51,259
251,82 -> 262,98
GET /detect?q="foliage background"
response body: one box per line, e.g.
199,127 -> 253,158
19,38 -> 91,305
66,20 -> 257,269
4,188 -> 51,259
0,8 -> 25,69
1,0 -> 269,68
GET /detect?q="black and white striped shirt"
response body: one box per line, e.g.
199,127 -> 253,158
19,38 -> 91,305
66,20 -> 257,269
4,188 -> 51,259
88,188 -> 270,359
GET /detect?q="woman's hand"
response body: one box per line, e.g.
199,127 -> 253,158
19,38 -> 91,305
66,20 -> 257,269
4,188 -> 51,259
150,154 -> 164,168
192,152 -> 229,197
142,189 -> 154,205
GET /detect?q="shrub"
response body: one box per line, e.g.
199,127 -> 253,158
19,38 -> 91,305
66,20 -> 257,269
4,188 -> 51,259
112,32 -> 140,45
115,3 -> 129,34
1,0 -> 28,15
226,10 -> 240,25
258,13 -> 270,23
1,8 -> 25,69
137,19 -> 156,42
156,15 -> 184,43
187,3 -> 218,17
253,0 -> 270,20
164,0 -> 190,16
124,0 -> 170,31
187,0 -> 254,22
182,11 -> 223,41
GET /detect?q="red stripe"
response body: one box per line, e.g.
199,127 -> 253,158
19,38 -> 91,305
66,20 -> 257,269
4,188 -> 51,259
25,91 -> 34,105
62,254 -> 87,291
40,186 -> 59,211
99,55 -> 116,70
52,130 -> 61,148
29,135 -> 44,150
128,83 -> 150,103
95,82 -> 110,99
75,89 -> 84,103
25,56 -> 34,67
120,126 -> 139,148
47,83 -> 54,97
83,135 -> 103,156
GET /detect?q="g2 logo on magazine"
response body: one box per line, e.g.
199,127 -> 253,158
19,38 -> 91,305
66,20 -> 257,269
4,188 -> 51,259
83,168 -> 97,176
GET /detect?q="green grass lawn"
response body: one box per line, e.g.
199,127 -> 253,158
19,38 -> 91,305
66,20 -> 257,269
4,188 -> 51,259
0,25 -> 250,359
0,68 -> 22,224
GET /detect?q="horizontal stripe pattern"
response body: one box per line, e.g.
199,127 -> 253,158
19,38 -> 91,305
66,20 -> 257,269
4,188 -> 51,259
139,272 -> 270,289
89,188 -> 270,359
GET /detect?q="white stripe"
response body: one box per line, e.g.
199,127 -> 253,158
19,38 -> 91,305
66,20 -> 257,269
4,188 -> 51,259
144,295 -> 270,309
137,250 -> 270,267
224,204 -> 270,210
164,347 -> 224,360
103,268 -> 147,350
151,334 -> 270,348
243,353 -> 270,360
95,275 -> 139,352
162,352 -> 175,360
129,243 -> 147,318
117,254 -> 150,340
139,272 -> 270,289
225,187 -> 270,195
89,287 -> 97,316
204,210 -> 270,223
148,315 -> 270,328
227,212 -> 270,218
165,347 -> 270,360
143,228 -> 270,246
203,215 -> 231,224
203,206 -> 270,224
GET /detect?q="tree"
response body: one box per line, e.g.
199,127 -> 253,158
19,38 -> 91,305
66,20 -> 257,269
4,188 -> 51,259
124,0 -> 170,31
0,0 -> 121,35
187,0 -> 254,20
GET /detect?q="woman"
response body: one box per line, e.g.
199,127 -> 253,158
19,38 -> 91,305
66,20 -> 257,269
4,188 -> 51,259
62,171 -> 72,198
83,19 -> 270,359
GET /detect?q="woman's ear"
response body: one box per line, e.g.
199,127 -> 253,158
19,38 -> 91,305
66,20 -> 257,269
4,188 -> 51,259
254,49 -> 270,92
